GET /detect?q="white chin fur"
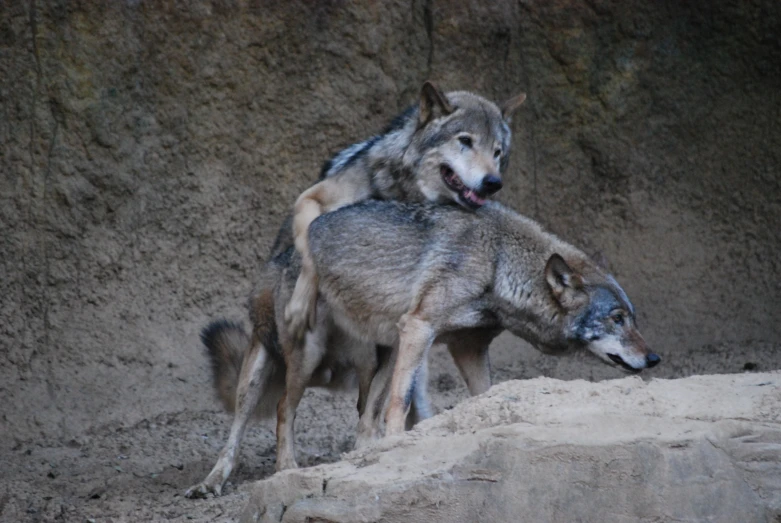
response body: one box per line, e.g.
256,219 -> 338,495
417,179 -> 442,202
587,336 -> 646,370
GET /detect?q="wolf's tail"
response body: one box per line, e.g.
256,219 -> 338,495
201,320 -> 249,413
200,319 -> 285,419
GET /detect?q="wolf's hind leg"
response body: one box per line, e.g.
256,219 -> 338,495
355,344 -> 381,416
185,337 -> 272,498
275,322 -> 328,471
445,329 -> 500,396
355,345 -> 392,448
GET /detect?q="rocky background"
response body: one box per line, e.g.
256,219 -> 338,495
1,1 -> 780,521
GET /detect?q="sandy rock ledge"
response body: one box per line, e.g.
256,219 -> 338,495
240,373 -> 781,523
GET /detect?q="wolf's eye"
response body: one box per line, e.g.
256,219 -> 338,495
458,136 -> 473,148
494,148 -> 502,159
612,313 -> 625,326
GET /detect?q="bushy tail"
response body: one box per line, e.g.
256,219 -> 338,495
201,320 -> 250,413
200,319 -> 285,419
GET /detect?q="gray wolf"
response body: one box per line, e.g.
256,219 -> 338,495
185,83 -> 526,498
185,199 -> 660,498
307,200 -> 661,434
284,82 -> 527,339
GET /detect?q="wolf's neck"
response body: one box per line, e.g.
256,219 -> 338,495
490,224 -> 572,348
365,116 -> 421,200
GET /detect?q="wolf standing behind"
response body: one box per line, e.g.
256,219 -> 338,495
285,82 -> 526,338
185,83 -> 527,499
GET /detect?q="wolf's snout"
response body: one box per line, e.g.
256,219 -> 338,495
646,353 -> 661,368
480,175 -> 503,195
607,353 -> 638,371
607,352 -> 661,371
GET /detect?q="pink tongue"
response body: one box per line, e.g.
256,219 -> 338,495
464,190 -> 485,205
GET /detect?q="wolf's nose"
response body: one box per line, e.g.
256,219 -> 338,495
481,175 -> 503,195
646,353 -> 661,368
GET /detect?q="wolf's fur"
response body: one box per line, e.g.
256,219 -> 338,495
285,82 -> 526,338
185,83 -> 526,499
307,200 -> 661,434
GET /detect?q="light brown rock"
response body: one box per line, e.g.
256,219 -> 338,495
242,373 -> 781,522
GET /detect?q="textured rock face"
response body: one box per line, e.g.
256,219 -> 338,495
2,0 -> 780,447
241,373 -> 781,523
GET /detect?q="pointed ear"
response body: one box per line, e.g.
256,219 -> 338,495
545,254 -> 585,309
501,92 -> 526,121
591,250 -> 611,272
419,81 -> 454,127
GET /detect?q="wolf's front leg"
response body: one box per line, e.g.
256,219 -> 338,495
285,259 -> 319,341
285,173 -> 372,340
385,314 -> 435,435
285,187 -> 324,340
406,358 -> 433,430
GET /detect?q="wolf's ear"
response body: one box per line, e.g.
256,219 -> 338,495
419,81 -> 454,127
501,92 -> 527,121
591,250 -> 611,272
545,254 -> 585,309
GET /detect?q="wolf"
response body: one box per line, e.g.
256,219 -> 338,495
185,199 -> 660,498
185,83 -> 526,498
284,82 -> 527,339
307,200 -> 661,434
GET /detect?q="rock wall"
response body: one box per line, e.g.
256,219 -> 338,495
1,1 -> 780,445
241,373 -> 781,523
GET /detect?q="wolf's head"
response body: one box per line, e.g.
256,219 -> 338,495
545,254 -> 661,372
405,82 -> 526,210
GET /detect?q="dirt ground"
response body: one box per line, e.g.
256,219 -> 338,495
2,2 -> 780,522
0,345 -> 495,522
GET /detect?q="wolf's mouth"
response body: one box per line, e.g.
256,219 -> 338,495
441,164 -> 486,209
607,353 -> 641,373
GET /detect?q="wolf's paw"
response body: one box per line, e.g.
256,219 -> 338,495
385,409 -> 408,437
185,480 -> 223,499
275,456 -> 299,472
353,432 -> 380,450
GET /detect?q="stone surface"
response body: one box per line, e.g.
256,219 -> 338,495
1,1 -> 780,521
242,373 -> 781,523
